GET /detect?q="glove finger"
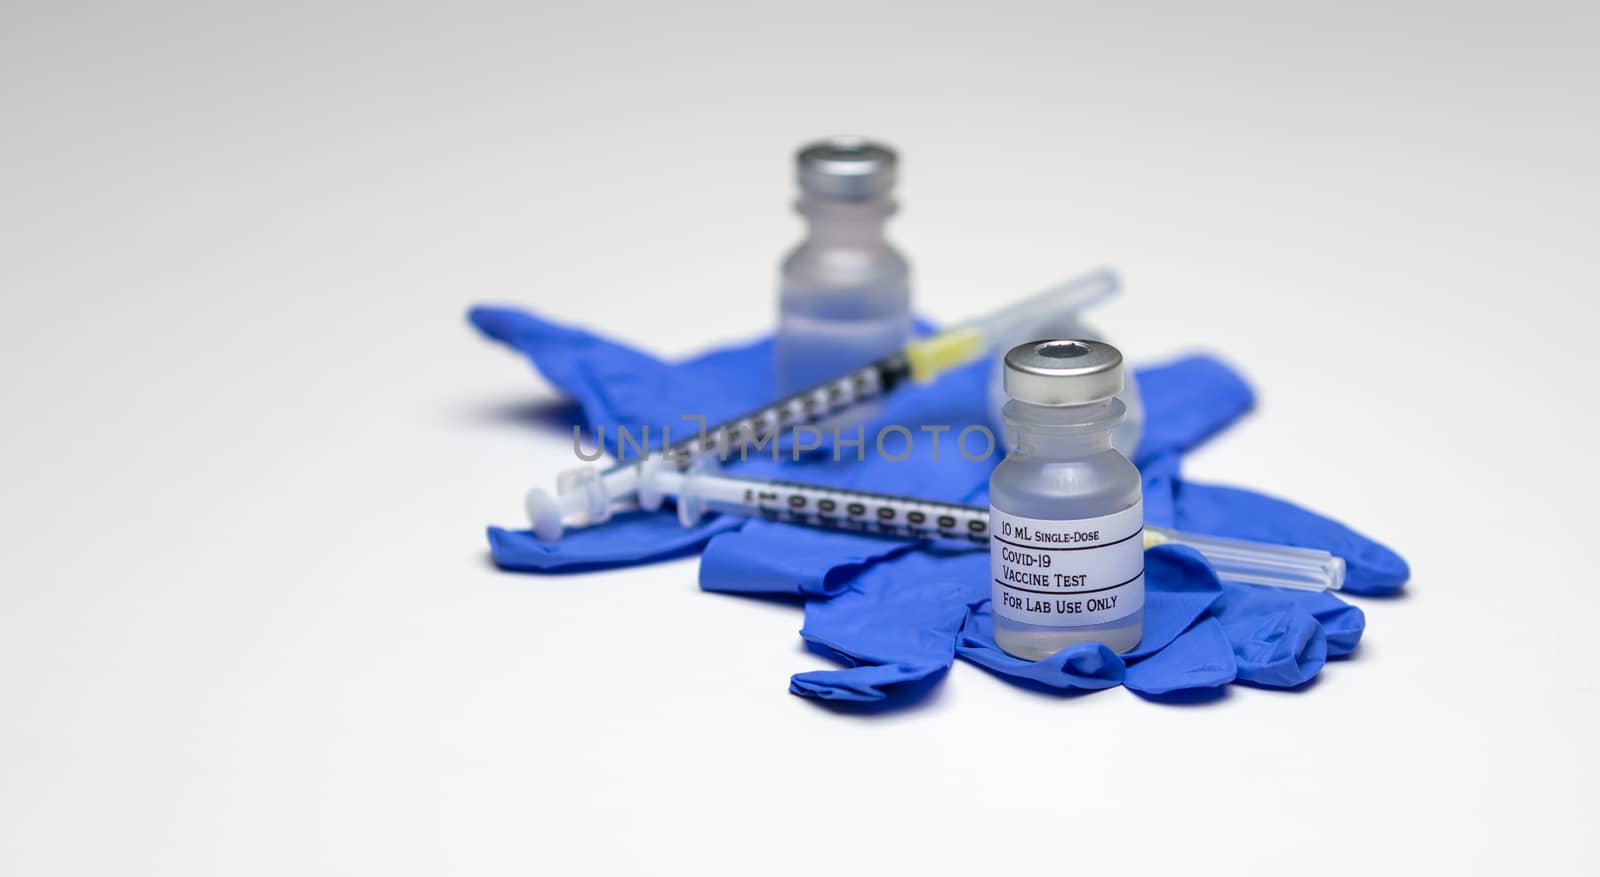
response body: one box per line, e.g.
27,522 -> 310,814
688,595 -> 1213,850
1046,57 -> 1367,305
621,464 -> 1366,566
470,306 -> 672,435
1132,355 -> 1255,464
954,604 -> 1126,691
790,552 -> 982,702
1271,588 -> 1366,657
469,306 -> 777,456
1124,617 -> 1237,695
1172,480 -> 1410,595
486,513 -> 740,572
789,662 -> 949,703
1215,583 -> 1329,687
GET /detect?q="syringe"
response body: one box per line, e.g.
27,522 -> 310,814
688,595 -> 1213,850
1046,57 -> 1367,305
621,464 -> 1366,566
535,269 -> 1121,537
548,460 -> 1342,592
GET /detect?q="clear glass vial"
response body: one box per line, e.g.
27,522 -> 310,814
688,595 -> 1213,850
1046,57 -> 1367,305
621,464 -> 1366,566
989,339 -> 1145,659
774,136 -> 913,393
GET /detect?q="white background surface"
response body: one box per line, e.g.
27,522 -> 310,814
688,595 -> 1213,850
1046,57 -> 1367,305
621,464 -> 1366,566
2,2 -> 1596,874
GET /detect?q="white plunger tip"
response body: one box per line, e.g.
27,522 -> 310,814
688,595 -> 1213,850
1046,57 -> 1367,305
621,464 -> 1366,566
525,488 -> 565,543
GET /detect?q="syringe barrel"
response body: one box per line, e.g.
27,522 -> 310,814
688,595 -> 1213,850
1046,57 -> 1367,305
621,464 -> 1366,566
617,467 -> 1346,593
1150,527 -> 1344,592
600,353 -> 905,481
898,271 -> 1121,384
964,269 -> 1120,347
653,468 -> 991,542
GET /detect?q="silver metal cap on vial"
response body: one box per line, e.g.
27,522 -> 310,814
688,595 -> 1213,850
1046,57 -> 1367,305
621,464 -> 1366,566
1003,339 -> 1124,406
796,136 -> 898,201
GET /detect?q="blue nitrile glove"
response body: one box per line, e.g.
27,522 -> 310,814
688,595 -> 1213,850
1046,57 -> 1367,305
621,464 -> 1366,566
1208,582 -> 1328,687
1132,354 -> 1257,463
698,524 -> 919,599
1200,583 -> 1367,687
1138,452 -> 1380,686
789,545 -> 1236,703
789,547 -> 985,702
488,512 -> 741,574
1121,618 -> 1237,696
473,305 -> 784,571
470,306 -> 782,448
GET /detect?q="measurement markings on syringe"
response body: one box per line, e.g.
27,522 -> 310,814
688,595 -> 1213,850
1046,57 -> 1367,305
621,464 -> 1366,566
741,482 -> 989,542
989,502 -> 1145,626
656,354 -> 906,465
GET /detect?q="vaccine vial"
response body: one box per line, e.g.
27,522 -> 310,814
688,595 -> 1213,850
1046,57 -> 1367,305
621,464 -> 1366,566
989,340 -> 1145,659
775,136 -> 913,394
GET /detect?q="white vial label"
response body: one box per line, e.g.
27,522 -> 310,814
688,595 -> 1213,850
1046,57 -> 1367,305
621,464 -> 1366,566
989,501 -> 1144,628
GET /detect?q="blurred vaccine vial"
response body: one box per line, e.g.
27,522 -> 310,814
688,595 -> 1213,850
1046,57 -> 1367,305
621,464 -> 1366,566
774,137 -> 913,393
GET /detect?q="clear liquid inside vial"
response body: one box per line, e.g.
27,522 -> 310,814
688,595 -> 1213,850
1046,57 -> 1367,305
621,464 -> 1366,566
774,188 -> 911,394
